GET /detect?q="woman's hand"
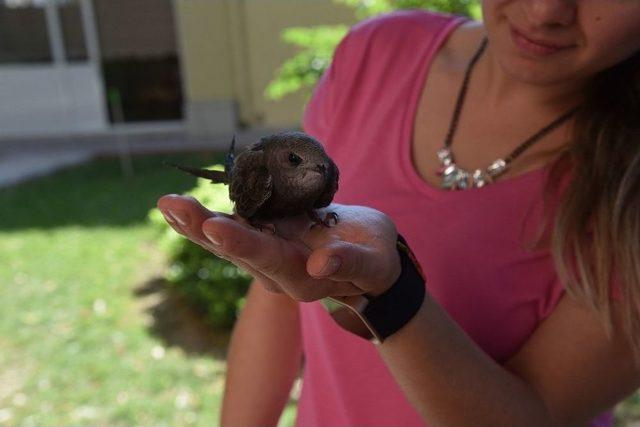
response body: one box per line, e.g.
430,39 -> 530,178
157,194 -> 401,301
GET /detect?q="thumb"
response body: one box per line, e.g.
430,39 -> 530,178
307,241 -> 401,294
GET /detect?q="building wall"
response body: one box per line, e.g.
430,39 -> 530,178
0,64 -> 106,136
95,0 -> 177,59
173,0 -> 354,136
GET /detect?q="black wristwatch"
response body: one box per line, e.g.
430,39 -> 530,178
320,233 -> 426,344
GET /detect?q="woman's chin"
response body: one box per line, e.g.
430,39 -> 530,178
496,53 -> 579,87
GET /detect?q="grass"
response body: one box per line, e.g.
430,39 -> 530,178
0,153 -> 297,426
0,152 -> 637,426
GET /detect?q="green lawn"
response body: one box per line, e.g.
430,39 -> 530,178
0,153 -> 297,426
0,153 -> 637,426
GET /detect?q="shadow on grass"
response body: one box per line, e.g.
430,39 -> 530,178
134,277 -> 231,360
0,152 -> 223,231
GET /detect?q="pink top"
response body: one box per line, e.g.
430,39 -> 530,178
297,10 -> 614,427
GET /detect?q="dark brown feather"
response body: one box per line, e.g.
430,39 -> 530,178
229,150 -> 273,218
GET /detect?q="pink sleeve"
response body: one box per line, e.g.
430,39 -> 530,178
301,12 -> 404,141
540,268 -> 624,321
302,10 -> 459,143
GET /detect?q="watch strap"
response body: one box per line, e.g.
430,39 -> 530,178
320,233 -> 426,344
362,233 -> 426,341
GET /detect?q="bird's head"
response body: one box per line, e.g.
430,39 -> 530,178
258,132 -> 335,196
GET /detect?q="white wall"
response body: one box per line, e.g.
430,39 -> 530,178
0,64 -> 107,137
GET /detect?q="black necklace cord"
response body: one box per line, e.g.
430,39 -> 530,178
442,35 -> 580,170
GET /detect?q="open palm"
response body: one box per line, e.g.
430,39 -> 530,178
157,194 -> 401,301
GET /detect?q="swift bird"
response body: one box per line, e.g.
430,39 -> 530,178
171,131 -> 340,236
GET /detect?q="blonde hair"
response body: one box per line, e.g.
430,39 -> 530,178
538,48 -> 640,364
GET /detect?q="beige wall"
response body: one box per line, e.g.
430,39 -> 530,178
174,0 -> 235,101
174,0 -> 354,135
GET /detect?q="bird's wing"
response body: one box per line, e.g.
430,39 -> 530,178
230,157 -> 273,219
313,158 -> 339,208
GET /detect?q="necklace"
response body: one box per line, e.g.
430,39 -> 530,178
436,36 -> 580,190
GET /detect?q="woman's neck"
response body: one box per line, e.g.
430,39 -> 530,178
468,28 -> 587,115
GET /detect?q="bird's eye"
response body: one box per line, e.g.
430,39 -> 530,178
288,152 -> 302,166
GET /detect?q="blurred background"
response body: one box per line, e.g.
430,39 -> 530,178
0,0 -> 638,426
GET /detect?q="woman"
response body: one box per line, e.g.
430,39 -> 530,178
158,1 -> 640,426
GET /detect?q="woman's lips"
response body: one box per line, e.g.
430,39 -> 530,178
510,26 -> 574,56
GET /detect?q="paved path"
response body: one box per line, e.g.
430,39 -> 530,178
0,127 -> 282,188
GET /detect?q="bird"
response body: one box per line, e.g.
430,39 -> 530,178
170,131 -> 340,238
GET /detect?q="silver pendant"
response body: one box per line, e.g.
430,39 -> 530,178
487,159 -> 507,177
436,148 -> 508,190
472,169 -> 491,188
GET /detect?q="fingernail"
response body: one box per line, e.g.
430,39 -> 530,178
198,239 -> 222,254
317,256 -> 341,277
168,210 -> 188,226
161,211 -> 175,224
203,229 -> 222,246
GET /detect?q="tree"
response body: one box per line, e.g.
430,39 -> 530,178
265,0 -> 481,101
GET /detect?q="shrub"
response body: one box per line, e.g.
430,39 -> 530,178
148,165 -> 252,330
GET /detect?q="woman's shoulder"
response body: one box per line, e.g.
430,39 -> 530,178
352,9 -> 462,34
346,9 -> 464,47
331,9 -> 472,78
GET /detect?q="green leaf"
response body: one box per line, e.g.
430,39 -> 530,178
264,0 -> 480,102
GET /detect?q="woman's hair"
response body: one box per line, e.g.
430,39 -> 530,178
538,48 -> 640,364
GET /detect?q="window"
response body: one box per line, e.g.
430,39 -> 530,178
0,1 -> 51,64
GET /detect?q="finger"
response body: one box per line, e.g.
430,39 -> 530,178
202,215 -> 300,274
159,209 -> 188,235
157,194 -> 229,247
173,218 -> 285,294
306,241 -> 401,295
231,264 -> 285,294
158,195 -> 285,293
158,193 -> 231,227
229,260 -> 285,294
256,277 -> 286,294
202,216 -> 362,300
158,194 -> 219,252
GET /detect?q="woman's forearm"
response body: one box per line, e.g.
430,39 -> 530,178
377,294 -> 556,427
221,281 -> 303,426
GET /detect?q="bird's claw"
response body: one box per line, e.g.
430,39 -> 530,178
255,223 -> 277,235
310,211 -> 339,229
323,212 -> 339,227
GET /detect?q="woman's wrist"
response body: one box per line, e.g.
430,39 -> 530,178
366,247 -> 402,298
321,233 -> 427,344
